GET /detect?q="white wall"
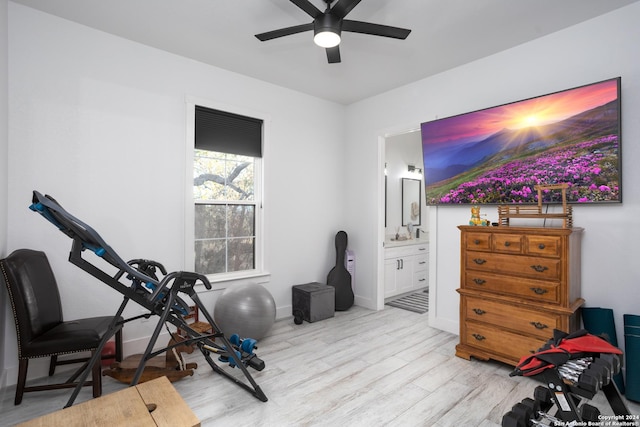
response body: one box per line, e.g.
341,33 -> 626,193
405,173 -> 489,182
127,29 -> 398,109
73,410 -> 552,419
4,3 -> 346,385
0,0 -> 9,389
345,2 -> 640,345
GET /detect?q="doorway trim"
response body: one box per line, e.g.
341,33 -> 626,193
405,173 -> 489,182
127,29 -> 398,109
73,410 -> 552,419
377,126 -> 433,312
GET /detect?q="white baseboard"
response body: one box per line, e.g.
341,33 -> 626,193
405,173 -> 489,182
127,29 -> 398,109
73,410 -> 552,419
276,305 -> 291,320
354,295 -> 375,310
428,316 -> 458,335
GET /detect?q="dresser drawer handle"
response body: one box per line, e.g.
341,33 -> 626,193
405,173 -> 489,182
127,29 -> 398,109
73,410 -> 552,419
474,239 -> 480,245
473,278 -> 486,285
473,258 -> 487,265
472,308 -> 486,315
472,333 -> 486,341
538,244 -> 546,250
530,287 -> 548,295
504,241 -> 511,247
530,322 -> 549,330
530,264 -> 548,273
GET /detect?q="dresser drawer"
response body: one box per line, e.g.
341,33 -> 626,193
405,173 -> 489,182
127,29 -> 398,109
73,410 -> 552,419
465,251 -> 561,280
463,296 -> 560,339
526,235 -> 561,258
465,232 -> 491,251
492,234 -> 523,254
463,271 -> 560,304
464,322 -> 546,362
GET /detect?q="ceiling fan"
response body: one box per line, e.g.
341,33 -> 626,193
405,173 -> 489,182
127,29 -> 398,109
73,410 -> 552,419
255,0 -> 411,64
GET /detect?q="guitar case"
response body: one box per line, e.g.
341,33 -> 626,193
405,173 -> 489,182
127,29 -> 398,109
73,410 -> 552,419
326,231 -> 354,311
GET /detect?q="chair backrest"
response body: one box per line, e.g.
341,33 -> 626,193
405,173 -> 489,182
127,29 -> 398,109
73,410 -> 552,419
0,249 -> 64,356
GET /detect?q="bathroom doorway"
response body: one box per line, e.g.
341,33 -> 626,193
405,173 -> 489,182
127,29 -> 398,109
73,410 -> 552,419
378,128 -> 434,318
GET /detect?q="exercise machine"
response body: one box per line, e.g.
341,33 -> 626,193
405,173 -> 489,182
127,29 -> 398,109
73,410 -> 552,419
29,191 -> 267,407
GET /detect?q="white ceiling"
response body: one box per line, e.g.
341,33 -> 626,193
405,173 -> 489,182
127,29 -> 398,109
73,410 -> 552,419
11,0 -> 640,104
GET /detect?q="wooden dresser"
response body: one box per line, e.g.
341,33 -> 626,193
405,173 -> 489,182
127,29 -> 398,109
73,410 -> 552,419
456,225 -> 584,366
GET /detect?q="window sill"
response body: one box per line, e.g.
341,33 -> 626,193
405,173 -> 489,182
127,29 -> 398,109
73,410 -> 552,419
195,270 -> 271,292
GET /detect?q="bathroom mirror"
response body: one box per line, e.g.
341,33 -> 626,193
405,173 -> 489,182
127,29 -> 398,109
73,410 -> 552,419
402,178 -> 421,226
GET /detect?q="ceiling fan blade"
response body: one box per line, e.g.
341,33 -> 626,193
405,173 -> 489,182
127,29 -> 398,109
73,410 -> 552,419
342,20 -> 411,39
290,0 -> 322,19
255,23 -> 314,41
326,46 -> 341,63
330,0 -> 362,19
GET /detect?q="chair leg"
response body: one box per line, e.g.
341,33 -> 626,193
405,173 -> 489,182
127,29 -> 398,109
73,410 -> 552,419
49,355 -> 58,376
115,328 -> 123,362
15,359 -> 28,405
91,350 -> 102,398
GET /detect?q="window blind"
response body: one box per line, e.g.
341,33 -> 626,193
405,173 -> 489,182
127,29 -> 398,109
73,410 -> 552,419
195,105 -> 263,158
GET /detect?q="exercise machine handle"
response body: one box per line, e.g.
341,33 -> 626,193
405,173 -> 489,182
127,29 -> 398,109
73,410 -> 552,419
175,271 -> 212,290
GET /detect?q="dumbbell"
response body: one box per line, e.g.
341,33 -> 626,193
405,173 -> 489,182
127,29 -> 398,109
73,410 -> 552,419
564,356 -> 604,372
589,358 -> 612,386
510,402 -> 534,424
229,334 -> 258,354
580,403 -> 601,422
572,355 -> 612,375
519,397 -> 540,416
558,361 -> 611,393
229,333 -> 241,346
501,410 -> 527,427
533,385 -> 553,412
503,396 -> 546,427
224,335 -> 264,370
599,353 -> 621,375
559,356 -> 590,370
595,353 -> 622,377
564,356 -> 592,368
557,368 -> 601,393
561,358 -> 592,375
576,363 -> 608,390
535,411 -> 565,426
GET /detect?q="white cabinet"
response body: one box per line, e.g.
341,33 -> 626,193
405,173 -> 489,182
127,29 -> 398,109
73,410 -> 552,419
384,243 -> 429,298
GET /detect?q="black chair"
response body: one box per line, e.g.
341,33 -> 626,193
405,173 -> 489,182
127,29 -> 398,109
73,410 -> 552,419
0,249 -> 123,405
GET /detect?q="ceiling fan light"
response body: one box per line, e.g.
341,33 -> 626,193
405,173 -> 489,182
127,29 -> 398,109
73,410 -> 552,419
313,13 -> 341,48
314,30 -> 341,48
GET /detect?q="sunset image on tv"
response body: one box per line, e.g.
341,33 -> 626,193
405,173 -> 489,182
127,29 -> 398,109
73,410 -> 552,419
421,77 -> 621,205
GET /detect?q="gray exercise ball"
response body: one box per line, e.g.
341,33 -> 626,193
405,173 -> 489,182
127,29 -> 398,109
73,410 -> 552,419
213,283 -> 276,340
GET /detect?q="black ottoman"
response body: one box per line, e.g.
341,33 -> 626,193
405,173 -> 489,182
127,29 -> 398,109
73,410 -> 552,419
292,282 -> 335,323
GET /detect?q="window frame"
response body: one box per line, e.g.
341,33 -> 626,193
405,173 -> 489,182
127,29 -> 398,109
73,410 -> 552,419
185,97 -> 268,288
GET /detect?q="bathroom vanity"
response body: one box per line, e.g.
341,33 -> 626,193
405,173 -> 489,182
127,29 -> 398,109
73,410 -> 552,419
384,238 -> 429,298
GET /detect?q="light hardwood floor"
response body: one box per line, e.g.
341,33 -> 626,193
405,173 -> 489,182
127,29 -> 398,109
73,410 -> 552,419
1,305 -> 638,426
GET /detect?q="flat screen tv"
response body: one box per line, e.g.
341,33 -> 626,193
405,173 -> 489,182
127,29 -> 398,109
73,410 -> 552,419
421,77 -> 621,205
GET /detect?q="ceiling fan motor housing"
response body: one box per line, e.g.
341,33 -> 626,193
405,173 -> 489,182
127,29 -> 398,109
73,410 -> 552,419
314,13 -> 342,37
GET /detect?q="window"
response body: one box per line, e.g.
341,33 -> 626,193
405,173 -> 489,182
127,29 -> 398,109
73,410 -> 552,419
190,104 -> 263,278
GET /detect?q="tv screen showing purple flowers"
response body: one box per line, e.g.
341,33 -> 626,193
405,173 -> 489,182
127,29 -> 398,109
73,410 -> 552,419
421,77 -> 621,205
